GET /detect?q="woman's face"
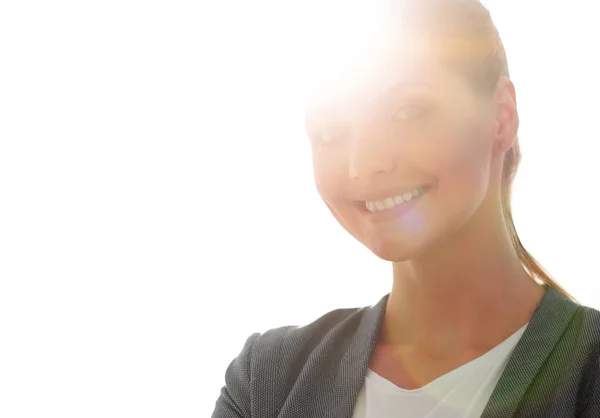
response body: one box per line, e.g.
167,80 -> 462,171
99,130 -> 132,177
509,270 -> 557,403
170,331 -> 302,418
305,56 -> 498,262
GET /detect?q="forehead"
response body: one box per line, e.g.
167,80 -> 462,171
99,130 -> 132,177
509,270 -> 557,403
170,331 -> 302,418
304,50 -> 458,117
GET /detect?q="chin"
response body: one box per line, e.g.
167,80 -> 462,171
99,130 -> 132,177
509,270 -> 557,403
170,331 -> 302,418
364,239 -> 421,263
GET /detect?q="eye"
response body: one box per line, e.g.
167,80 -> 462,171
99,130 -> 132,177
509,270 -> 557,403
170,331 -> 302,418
393,102 -> 433,121
312,126 -> 347,145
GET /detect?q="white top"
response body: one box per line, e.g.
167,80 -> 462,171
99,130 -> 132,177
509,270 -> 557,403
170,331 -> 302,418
351,322 -> 529,418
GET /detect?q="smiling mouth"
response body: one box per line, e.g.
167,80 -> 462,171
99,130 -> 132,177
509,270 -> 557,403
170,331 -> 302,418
363,186 -> 430,213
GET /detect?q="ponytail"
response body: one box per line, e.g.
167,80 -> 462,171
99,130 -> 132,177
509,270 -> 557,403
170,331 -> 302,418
501,139 -> 578,303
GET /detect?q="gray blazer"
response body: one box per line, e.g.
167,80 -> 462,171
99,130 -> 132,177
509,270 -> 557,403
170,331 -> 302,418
212,285 -> 600,417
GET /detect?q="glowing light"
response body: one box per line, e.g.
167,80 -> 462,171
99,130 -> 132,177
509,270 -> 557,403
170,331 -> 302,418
296,0 -> 391,107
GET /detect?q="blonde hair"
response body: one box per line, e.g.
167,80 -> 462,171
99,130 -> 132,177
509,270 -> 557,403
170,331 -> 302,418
392,0 -> 578,302
502,135 -> 578,302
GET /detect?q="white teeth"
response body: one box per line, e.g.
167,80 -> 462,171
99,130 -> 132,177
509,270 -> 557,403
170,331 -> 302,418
365,187 -> 428,213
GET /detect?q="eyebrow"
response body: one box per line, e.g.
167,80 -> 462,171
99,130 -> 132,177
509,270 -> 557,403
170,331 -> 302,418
361,80 -> 434,109
305,80 -> 433,126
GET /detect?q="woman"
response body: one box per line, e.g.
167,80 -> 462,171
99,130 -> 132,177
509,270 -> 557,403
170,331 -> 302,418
212,1 -> 600,417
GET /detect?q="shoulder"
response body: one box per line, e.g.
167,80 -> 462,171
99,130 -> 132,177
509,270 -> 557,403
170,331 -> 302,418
572,303 -> 600,346
572,303 -> 600,414
251,303 -> 370,367
581,303 -> 600,324
211,301 -> 378,417
559,302 -> 600,365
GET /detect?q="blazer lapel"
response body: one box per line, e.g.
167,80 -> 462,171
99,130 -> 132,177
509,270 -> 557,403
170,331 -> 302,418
335,293 -> 390,418
280,294 -> 389,418
480,285 -> 579,417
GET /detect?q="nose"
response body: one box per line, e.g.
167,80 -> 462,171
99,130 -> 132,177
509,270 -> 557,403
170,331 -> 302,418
348,123 -> 397,181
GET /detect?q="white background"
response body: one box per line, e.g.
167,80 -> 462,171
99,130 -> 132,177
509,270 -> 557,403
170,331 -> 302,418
1,1 -> 598,417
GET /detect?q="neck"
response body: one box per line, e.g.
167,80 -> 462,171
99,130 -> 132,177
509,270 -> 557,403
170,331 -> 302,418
383,197 -> 545,355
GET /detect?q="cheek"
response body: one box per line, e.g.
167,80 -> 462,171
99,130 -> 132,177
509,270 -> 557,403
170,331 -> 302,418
312,154 -> 362,238
390,107 -> 491,176
432,119 -> 493,212
395,106 -> 484,169
312,151 -> 347,203
452,118 -> 491,171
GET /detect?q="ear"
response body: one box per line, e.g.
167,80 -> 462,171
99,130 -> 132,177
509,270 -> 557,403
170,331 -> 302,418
493,76 -> 519,152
